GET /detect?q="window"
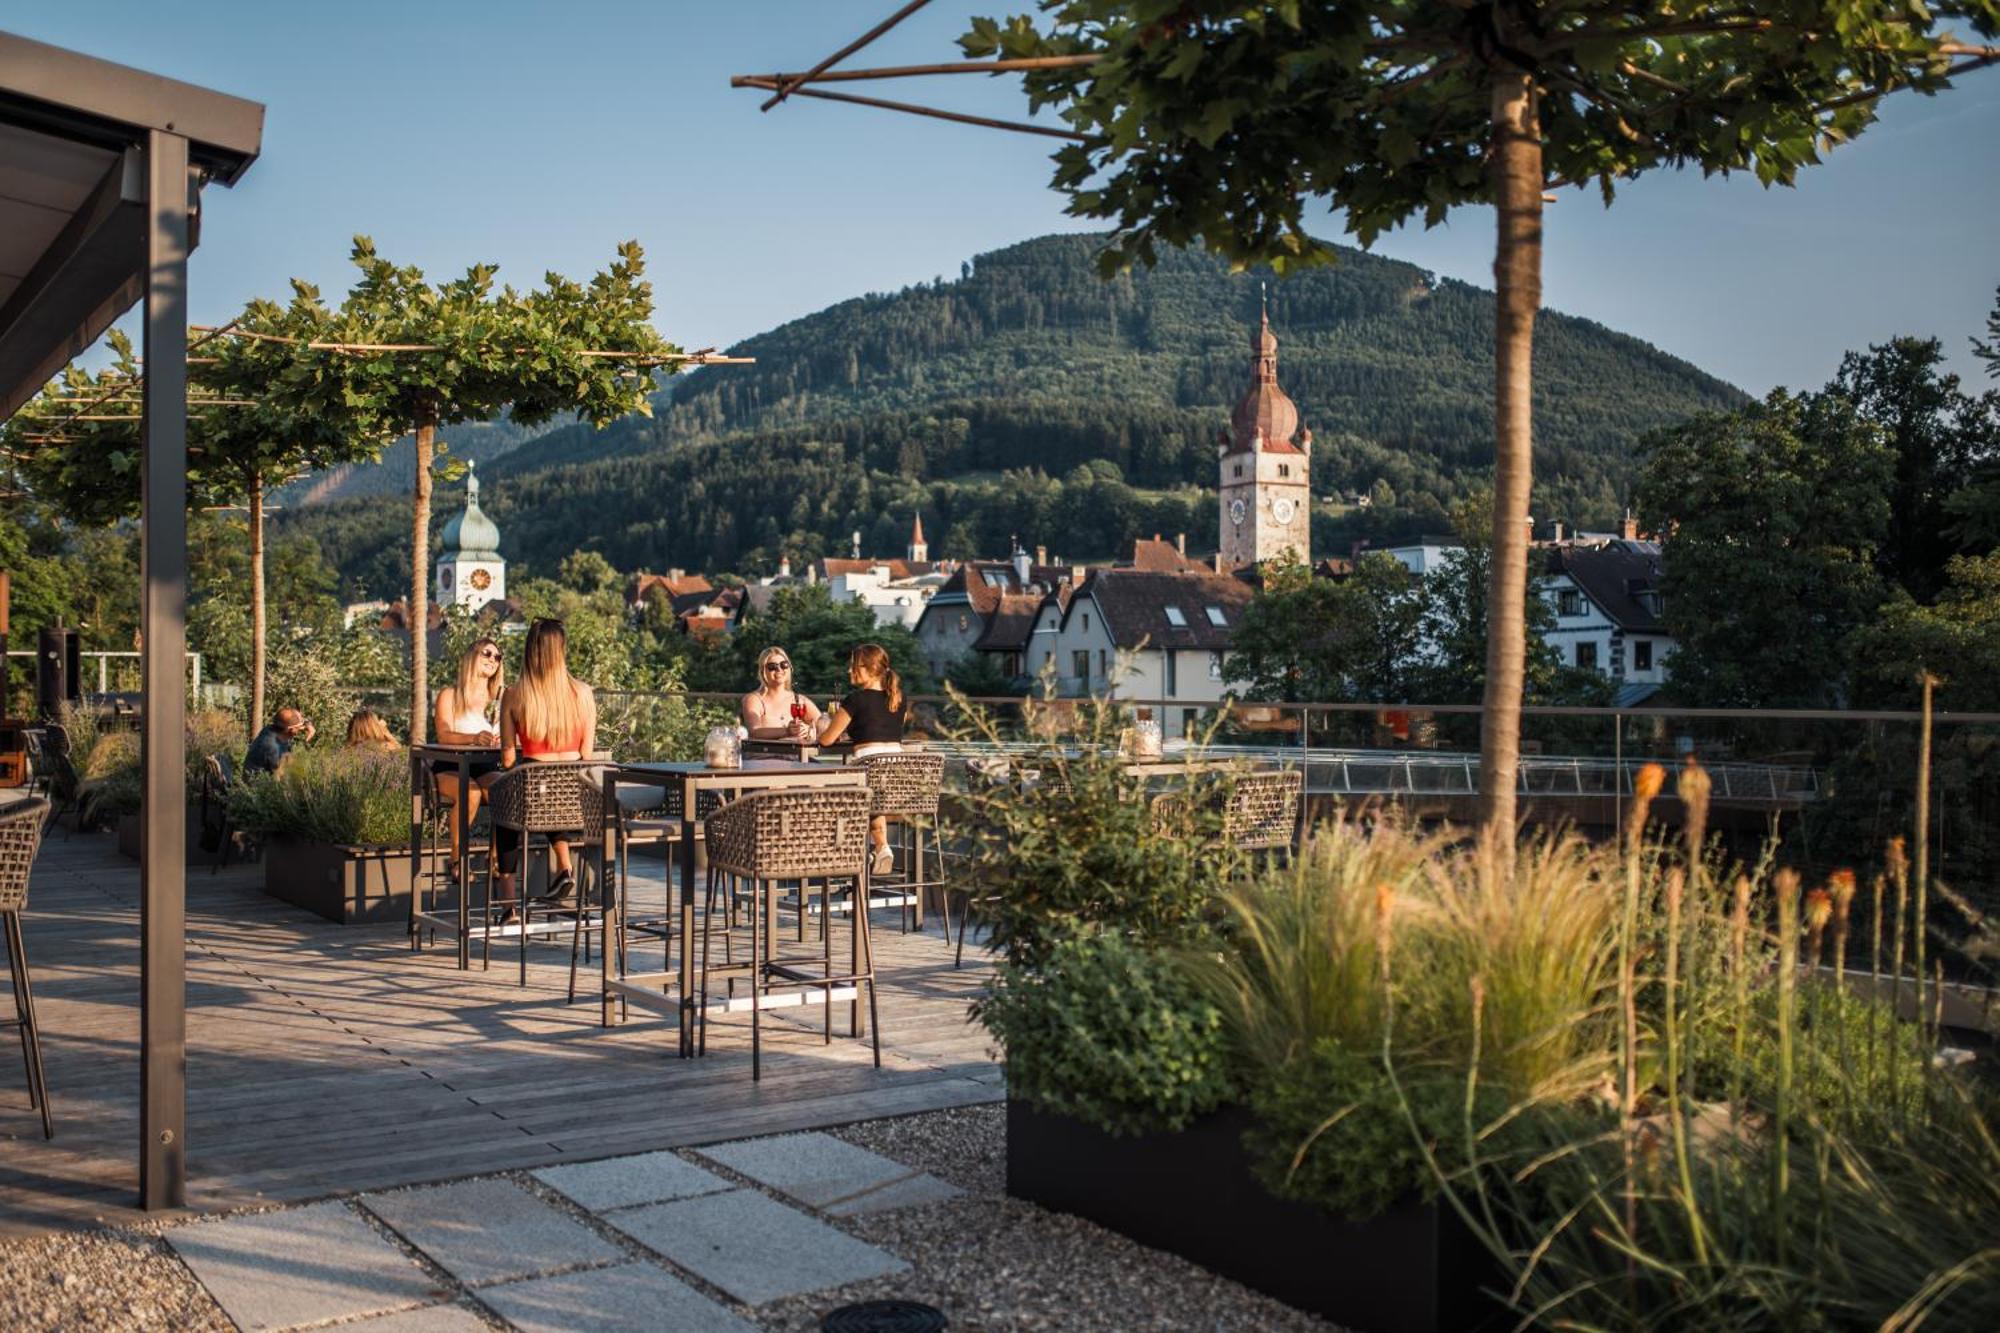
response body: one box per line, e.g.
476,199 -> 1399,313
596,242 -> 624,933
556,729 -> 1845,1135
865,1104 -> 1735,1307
1278,463 -> 1290,477
1233,462 -> 1243,479
1099,649 -> 1108,676
1576,641 -> 1599,670
1209,652 -> 1224,681
1081,613 -> 1089,632
1165,651 -> 1177,694
1634,639 -> 1654,671
1073,651 -> 1090,689
1163,605 -> 1187,627
1557,589 -> 1586,618
957,614 -> 968,632
1204,606 -> 1227,627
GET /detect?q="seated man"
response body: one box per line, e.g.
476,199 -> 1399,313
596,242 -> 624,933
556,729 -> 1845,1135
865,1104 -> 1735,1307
244,707 -> 314,777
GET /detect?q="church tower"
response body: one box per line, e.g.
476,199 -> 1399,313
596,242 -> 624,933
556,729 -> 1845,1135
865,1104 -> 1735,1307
436,462 -> 507,609
1218,298 -> 1312,570
908,513 -> 928,564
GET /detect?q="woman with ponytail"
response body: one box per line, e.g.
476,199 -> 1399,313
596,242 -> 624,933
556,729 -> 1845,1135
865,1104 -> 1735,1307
492,618 -> 596,915
814,642 -> 906,874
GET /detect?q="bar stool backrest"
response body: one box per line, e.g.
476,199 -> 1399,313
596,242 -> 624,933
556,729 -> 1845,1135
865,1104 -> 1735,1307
860,752 -> 944,819
0,798 -> 51,912
488,761 -> 594,834
1224,769 -> 1304,850
203,753 -> 233,796
705,787 -> 871,881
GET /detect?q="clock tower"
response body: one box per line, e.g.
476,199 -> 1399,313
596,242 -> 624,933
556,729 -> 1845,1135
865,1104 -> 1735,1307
1218,299 -> 1311,570
436,462 -> 507,609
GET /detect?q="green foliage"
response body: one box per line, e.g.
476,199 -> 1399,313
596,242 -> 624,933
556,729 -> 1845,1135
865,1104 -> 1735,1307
952,686 -> 1242,969
260,646 -> 363,740
964,3 -> 1992,265
1224,552 -> 1421,703
75,708 -> 245,827
981,933 -> 1234,1136
277,234 -> 1742,593
229,747 -> 410,846
1640,389 -> 1894,707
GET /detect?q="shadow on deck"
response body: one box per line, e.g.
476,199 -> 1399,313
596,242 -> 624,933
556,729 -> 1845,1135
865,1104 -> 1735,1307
0,831 -> 1000,1236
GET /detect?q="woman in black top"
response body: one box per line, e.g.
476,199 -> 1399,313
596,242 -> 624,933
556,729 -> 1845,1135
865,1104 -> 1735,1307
814,643 -> 906,874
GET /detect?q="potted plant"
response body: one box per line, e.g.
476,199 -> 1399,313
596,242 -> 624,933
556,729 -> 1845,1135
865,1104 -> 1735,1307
229,747 -> 418,923
94,709 -> 247,861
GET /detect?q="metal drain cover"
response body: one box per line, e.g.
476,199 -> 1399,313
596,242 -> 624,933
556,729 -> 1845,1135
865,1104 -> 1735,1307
821,1299 -> 948,1333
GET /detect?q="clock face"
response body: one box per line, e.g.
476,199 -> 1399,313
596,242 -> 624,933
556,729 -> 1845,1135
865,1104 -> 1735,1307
1272,498 -> 1297,525
1229,498 -> 1246,527
469,568 -> 492,591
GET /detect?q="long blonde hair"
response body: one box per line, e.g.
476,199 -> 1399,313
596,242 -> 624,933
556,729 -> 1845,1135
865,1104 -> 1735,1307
514,619 -> 582,745
850,643 -> 902,714
453,637 -> 505,715
345,708 -> 396,748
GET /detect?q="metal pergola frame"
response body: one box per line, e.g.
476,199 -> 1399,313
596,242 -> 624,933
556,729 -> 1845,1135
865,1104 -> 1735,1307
0,28 -> 263,1211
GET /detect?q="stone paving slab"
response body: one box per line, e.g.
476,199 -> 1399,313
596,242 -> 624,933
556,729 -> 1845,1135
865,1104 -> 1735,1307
344,1302 -> 495,1332
696,1131 -> 962,1216
604,1188 -> 907,1306
167,1201 -> 444,1331
533,1150 -> 731,1212
477,1261 -> 758,1333
363,1178 -> 622,1287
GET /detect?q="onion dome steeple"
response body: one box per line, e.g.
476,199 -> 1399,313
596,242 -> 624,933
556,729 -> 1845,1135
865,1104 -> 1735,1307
1226,291 -> 1304,456
440,462 -> 502,560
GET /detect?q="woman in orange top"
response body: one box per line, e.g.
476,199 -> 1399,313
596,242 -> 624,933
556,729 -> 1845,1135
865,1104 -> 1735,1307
493,619 -> 596,914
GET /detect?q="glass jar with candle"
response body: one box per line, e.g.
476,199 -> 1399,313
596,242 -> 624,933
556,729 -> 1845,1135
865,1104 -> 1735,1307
1132,707 -> 1163,760
703,727 -> 742,769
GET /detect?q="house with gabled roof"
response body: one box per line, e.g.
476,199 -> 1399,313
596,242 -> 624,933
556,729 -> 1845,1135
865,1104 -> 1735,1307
1539,535 -> 1674,703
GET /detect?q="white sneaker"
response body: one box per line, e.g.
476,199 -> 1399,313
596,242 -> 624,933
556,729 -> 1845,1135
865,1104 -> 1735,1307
870,846 -> 894,877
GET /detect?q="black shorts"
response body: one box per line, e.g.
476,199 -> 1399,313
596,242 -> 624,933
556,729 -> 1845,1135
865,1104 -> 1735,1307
431,758 -> 502,781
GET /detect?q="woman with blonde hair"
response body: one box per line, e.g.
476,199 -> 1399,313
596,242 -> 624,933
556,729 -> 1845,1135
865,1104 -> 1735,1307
431,638 -> 505,877
345,708 -> 398,750
740,645 -> 821,741
494,619 -> 596,909
813,642 -> 906,875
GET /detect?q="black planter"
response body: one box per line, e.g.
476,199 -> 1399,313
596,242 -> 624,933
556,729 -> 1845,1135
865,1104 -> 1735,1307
263,837 -> 418,925
1007,1100 -> 1498,1333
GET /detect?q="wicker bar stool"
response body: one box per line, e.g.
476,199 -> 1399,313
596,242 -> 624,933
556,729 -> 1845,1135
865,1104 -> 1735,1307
699,788 -> 876,1080
0,798 -> 52,1139
483,760 -> 595,986
860,752 -> 947,936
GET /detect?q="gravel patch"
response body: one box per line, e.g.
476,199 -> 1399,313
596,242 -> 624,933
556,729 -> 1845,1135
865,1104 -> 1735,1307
0,1227 -> 230,1332
0,1107 -> 1332,1332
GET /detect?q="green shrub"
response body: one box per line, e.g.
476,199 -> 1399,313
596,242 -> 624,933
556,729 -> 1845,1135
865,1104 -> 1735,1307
980,933 -> 1234,1136
948,683 -> 1244,968
229,747 -> 409,846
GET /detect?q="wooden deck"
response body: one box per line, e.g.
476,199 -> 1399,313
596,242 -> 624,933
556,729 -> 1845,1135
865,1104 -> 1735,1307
0,831 -> 1000,1236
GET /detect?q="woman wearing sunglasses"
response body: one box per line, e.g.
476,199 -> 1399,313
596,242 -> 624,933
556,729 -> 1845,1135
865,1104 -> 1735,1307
740,646 -> 821,742
432,637 -> 506,877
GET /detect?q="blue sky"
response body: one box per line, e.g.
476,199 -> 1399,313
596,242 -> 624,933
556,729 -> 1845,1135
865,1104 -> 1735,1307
12,2 -> 1999,396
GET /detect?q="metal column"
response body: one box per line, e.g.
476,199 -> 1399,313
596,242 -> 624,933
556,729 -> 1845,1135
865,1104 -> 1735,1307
139,129 -> 191,1211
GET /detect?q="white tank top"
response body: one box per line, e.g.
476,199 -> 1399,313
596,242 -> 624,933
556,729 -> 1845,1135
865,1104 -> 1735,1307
445,692 -> 491,735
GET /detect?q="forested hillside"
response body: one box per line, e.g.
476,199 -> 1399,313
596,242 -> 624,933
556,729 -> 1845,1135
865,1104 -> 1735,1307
282,233 -> 1742,597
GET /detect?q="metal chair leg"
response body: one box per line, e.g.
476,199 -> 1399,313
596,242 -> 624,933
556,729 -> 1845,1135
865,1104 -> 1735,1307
7,914 -> 51,1139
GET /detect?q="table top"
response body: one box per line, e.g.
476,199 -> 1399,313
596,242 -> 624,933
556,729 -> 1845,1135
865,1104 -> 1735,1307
607,758 -> 866,787
411,742 -> 501,757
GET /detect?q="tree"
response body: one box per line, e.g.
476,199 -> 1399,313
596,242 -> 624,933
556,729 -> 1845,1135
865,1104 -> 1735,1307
1638,390 -> 1893,707
695,584 -> 933,701
1223,553 -> 1422,702
2,321 -> 377,726
1830,337 -> 1999,600
967,0 -> 1999,837
275,237 -> 679,741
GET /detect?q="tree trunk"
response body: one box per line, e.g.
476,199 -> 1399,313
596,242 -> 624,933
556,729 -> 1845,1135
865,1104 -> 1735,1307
1479,68 -> 1543,843
410,417 -> 434,745
248,471 -> 266,732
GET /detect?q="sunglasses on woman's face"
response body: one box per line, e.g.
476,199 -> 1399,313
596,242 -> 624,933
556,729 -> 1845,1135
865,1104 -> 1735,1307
764,661 -> 790,673
478,649 -> 500,660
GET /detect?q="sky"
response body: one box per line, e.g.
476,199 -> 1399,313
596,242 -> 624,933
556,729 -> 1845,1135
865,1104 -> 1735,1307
11,2 -> 2000,397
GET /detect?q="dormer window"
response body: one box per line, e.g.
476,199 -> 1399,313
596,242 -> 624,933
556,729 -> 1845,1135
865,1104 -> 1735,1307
1164,606 -> 1187,627
1557,590 -> 1586,618
1204,607 -> 1227,627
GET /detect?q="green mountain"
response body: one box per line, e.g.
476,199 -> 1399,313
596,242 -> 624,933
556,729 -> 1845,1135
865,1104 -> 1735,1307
281,232 -> 1744,599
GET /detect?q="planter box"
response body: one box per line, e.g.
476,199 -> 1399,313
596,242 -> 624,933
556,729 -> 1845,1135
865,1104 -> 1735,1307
115,808 -> 213,864
263,837 -> 420,925
1007,1100 -> 1497,1333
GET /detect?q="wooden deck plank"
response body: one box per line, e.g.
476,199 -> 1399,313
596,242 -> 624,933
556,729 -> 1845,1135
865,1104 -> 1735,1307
0,832 -> 1001,1235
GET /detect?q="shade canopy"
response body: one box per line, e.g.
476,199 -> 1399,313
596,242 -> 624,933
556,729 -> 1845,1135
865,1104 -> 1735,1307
0,29 -> 262,421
